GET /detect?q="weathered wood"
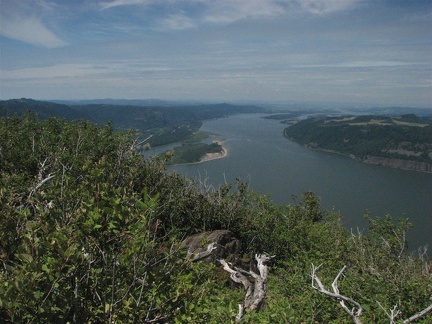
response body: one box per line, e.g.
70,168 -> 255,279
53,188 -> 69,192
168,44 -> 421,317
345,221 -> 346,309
312,264 -> 432,324
219,253 -> 274,321
402,298 -> 432,323
311,264 -> 363,324
187,242 -> 217,261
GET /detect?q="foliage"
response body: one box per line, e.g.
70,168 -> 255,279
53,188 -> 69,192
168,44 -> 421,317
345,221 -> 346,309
0,113 -> 213,322
0,113 -> 430,323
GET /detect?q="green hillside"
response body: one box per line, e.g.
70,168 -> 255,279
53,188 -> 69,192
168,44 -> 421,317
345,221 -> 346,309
284,114 -> 432,172
0,99 -> 264,148
1,113 -> 430,322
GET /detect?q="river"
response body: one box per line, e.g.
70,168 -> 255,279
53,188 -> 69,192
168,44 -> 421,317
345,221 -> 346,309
149,113 -> 432,250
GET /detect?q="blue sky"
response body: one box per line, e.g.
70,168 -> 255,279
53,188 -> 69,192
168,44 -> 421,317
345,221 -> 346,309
0,0 -> 431,107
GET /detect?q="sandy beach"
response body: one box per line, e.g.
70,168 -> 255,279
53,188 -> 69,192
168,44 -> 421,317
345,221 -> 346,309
199,145 -> 228,163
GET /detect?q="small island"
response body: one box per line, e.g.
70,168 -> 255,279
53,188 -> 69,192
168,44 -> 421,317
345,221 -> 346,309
283,114 -> 432,173
165,141 -> 227,165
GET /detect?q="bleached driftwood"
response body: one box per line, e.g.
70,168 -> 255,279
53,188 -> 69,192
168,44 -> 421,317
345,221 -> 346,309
402,298 -> 432,323
219,253 -> 274,321
376,298 -> 432,324
311,264 -> 363,324
377,301 -> 400,324
312,264 -> 432,324
187,242 -> 218,262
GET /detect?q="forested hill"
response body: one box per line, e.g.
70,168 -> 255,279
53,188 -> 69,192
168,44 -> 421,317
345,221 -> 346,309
0,98 -> 87,121
0,98 -> 264,126
284,114 -> 432,173
0,98 -> 264,146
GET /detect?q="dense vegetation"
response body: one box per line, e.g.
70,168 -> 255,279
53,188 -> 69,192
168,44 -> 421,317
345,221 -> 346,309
1,113 -> 431,323
284,115 -> 432,165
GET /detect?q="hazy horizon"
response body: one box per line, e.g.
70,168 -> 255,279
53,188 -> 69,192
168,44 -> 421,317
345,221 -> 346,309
1,0 -> 431,108
3,97 -> 431,110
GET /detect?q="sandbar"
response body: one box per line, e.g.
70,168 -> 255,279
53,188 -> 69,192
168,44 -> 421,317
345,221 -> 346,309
199,145 -> 228,163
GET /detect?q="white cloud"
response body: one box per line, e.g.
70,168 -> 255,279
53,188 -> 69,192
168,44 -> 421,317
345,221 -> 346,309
0,1 -> 67,48
1,63 -> 101,80
0,61 -> 174,81
203,0 -> 286,24
97,0 -> 361,30
297,0 -> 361,15
297,60 -> 417,68
99,0 -> 150,10
0,15 -> 67,48
159,13 -> 195,30
201,0 -> 362,24
100,0 -> 287,25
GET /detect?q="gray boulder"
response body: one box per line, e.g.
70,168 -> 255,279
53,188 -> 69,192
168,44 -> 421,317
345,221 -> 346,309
182,230 -> 242,264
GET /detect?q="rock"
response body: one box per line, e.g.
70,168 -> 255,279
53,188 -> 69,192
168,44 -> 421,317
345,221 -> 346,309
182,230 -> 242,264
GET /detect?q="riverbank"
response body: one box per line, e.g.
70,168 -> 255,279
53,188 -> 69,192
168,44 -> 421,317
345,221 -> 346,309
309,145 -> 432,173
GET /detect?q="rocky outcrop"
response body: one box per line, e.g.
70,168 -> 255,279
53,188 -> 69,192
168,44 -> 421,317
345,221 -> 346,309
363,156 -> 432,173
182,230 -> 242,264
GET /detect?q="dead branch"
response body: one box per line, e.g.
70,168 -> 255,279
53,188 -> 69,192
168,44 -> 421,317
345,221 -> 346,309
377,301 -> 400,324
28,158 -> 56,200
311,264 -> 363,324
377,297 -> 432,324
402,297 -> 432,323
219,253 -> 275,321
312,263 -> 432,323
187,242 -> 218,262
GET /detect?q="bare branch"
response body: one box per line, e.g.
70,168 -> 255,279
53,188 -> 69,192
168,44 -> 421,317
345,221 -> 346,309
236,304 -> 244,322
403,298 -> 432,323
40,276 -> 63,307
377,301 -> 400,324
187,242 -> 218,262
219,259 -> 252,322
219,259 -> 252,291
219,253 -> 274,321
28,158 -> 56,200
311,264 -> 363,324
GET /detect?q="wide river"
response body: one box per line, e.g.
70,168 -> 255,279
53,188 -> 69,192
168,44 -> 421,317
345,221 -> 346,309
151,113 -> 431,250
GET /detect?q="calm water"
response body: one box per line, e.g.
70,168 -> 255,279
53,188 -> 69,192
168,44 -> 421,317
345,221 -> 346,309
164,114 -> 432,250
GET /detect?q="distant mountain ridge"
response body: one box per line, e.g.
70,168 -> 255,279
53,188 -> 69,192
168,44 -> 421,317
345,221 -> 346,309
0,98 -> 87,121
0,98 -> 263,124
0,98 -> 264,147
50,98 -> 203,107
357,106 -> 432,117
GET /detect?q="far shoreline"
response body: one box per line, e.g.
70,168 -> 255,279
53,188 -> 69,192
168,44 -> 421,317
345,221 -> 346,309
287,139 -> 432,174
